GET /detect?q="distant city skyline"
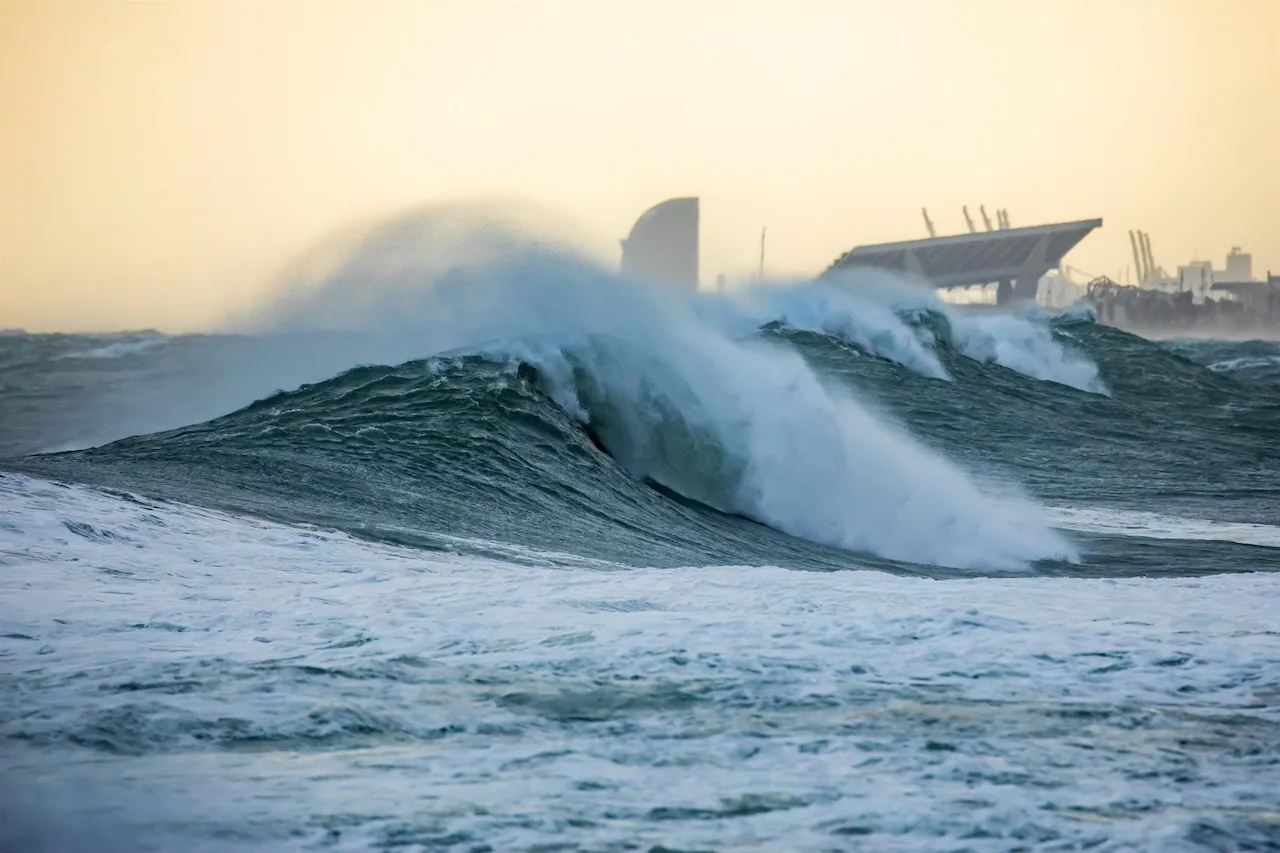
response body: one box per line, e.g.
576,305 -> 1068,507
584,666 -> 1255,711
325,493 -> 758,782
2,0 -> 1277,331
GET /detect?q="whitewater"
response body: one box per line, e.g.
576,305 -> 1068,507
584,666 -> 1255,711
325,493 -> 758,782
3,476 -> 1278,852
3,215 -> 1279,851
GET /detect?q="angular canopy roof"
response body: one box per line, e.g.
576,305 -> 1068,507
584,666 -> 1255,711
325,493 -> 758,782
822,219 -> 1102,288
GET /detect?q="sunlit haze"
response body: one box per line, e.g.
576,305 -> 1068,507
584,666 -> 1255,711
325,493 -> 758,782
2,0 -> 1277,332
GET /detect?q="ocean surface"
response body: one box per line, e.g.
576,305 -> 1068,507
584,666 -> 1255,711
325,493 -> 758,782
3,245 -> 1279,851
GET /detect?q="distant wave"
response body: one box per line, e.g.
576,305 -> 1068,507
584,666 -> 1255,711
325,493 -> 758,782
56,337 -> 168,360
698,275 -> 1107,394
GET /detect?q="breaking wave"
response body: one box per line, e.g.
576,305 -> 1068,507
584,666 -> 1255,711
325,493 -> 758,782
21,209 -> 1280,576
249,223 -> 1077,569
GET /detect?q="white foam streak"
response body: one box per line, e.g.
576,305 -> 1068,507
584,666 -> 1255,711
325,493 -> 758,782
1050,506 -> 1280,549
1210,355 -> 1280,373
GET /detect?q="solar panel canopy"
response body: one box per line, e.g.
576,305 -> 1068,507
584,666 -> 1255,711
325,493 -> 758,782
822,219 -> 1102,293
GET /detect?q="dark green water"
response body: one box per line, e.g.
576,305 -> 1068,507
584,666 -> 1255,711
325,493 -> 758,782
6,307 -> 1280,578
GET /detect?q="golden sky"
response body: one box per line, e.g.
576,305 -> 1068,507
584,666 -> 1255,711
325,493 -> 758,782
2,0 -> 1277,332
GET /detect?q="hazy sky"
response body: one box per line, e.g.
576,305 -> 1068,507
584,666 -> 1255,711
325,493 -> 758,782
2,0 -> 1277,332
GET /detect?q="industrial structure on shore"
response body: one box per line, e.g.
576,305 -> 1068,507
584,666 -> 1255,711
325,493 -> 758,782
1090,240 -> 1278,334
618,197 -> 1276,334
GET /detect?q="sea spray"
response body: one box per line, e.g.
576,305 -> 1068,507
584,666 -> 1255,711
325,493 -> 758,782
535,332 -> 1075,569
256,214 -> 1075,568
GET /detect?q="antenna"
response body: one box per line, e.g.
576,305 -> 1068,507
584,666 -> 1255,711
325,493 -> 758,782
980,205 -> 993,232
962,206 -> 976,233
759,226 -> 766,279
922,207 -> 936,238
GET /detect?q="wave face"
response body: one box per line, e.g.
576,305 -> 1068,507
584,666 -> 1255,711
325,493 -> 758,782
5,221 -> 1280,576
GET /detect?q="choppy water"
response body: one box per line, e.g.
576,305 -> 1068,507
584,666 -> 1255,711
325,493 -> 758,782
2,233 -> 1279,851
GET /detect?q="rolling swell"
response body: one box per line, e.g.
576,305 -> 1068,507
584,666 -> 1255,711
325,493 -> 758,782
22,354 -> 835,571
16,334 -> 1065,575
10,310 -> 1280,576
800,315 -> 1280,525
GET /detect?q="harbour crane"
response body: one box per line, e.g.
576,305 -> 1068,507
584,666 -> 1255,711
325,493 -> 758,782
1129,230 -> 1147,285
